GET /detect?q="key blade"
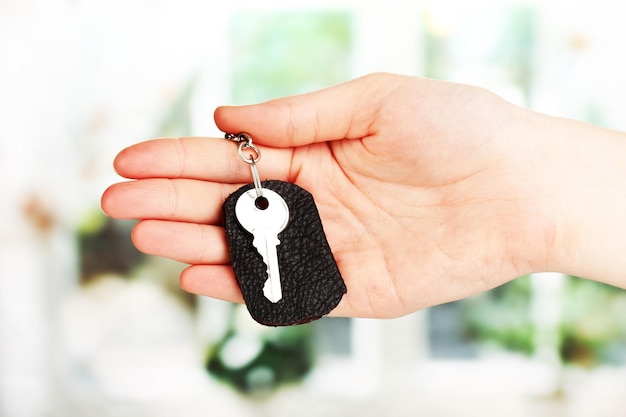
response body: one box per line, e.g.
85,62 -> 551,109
263,279 -> 282,303
256,231 -> 282,303
251,233 -> 279,265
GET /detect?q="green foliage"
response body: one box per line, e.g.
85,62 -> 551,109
559,277 -> 626,366
461,275 -> 626,365
77,214 -> 145,283
206,313 -> 316,396
230,11 -> 352,104
462,276 -> 534,355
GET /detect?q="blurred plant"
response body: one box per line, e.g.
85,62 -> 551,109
451,274 -> 626,367
206,304 -> 315,397
461,276 -> 535,355
78,212 -> 145,284
230,11 -> 352,104
559,277 -> 626,367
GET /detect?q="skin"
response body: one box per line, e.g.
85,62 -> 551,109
101,72 -> 626,319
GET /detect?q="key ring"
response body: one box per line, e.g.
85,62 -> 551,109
226,132 -> 261,164
225,132 -> 263,198
249,156 -> 263,198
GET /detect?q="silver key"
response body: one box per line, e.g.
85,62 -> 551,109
235,188 -> 290,303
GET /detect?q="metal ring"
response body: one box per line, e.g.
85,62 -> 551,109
249,157 -> 263,198
237,141 -> 261,164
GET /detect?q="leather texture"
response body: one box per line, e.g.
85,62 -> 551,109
223,180 -> 346,326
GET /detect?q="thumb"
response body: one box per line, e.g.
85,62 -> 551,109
213,73 -> 399,147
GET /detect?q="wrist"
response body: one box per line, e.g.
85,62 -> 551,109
536,114 -> 626,287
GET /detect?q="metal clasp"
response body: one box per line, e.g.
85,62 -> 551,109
225,132 -> 263,197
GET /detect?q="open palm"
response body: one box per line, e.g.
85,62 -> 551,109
102,73 -> 557,318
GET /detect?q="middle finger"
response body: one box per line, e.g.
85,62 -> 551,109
102,178 -> 240,224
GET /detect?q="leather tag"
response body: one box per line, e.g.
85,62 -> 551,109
223,180 -> 346,326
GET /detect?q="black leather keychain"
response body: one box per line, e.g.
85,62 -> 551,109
222,133 -> 346,326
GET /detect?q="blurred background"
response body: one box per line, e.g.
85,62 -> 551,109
2,0 -> 626,416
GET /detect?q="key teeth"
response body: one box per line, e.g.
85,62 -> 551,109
252,233 -> 283,303
251,235 -> 280,265
263,279 -> 282,303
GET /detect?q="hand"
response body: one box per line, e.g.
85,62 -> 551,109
101,72 -> 626,318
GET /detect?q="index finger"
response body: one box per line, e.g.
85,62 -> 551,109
113,136 -> 293,182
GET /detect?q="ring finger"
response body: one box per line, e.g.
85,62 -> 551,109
102,179 -> 241,224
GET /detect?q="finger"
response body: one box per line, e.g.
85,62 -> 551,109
179,264 -> 244,304
101,178 -> 236,223
113,136 -> 292,181
213,73 -> 404,147
132,220 -> 229,265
